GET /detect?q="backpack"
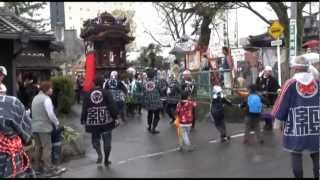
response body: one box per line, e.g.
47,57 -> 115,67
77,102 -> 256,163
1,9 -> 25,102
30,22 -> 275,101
247,94 -> 262,113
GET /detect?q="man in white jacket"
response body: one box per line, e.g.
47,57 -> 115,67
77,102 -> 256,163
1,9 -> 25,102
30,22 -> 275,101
31,81 -> 65,177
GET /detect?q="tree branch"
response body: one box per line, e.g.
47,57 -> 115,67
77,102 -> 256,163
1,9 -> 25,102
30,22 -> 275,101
143,26 -> 170,48
237,2 -> 271,25
157,3 -> 180,39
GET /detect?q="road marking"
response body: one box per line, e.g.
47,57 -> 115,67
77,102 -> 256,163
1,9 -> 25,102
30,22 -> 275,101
116,131 -> 256,165
209,131 -> 255,143
117,148 -> 179,165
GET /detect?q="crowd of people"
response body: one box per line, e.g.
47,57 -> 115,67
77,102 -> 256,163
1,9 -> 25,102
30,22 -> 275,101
0,49 -> 318,178
70,52 -> 320,179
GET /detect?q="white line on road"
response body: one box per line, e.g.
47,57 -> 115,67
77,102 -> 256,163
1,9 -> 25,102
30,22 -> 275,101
208,131 -> 255,143
116,131 -> 256,165
117,148 -> 179,165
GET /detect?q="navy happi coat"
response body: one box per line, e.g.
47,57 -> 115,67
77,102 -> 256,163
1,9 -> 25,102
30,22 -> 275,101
272,73 -> 320,153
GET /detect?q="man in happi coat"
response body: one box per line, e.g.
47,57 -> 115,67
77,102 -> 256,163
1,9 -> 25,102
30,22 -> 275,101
272,56 -> 319,178
0,91 -> 35,177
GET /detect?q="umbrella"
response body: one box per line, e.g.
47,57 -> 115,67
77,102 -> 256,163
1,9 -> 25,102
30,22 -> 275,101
302,40 -> 320,49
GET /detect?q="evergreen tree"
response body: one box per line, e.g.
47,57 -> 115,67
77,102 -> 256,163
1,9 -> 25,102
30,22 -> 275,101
4,2 -> 49,31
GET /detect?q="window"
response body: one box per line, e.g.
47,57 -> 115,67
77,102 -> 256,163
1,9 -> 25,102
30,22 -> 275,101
87,8 -> 90,12
80,8 -> 83,11
69,16 -> 72,20
68,6 -> 71,10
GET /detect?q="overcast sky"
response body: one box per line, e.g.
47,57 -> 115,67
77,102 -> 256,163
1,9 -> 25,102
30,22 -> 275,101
34,2 -> 278,58
41,2 -> 276,43
1,2 -> 318,59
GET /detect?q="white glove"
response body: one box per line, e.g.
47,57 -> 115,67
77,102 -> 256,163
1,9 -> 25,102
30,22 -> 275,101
115,120 -> 120,127
26,109 -> 31,118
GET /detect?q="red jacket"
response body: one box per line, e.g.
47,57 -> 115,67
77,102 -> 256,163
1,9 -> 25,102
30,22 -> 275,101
176,100 -> 197,125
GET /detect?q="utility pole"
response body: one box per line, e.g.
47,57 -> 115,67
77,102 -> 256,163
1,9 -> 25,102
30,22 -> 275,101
235,8 -> 239,48
223,11 -> 228,47
289,2 -> 297,58
318,0 -> 320,53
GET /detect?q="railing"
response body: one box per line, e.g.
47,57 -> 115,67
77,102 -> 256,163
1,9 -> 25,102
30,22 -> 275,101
189,69 -> 234,104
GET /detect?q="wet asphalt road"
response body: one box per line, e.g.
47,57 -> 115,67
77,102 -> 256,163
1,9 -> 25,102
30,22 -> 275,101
60,105 -> 314,178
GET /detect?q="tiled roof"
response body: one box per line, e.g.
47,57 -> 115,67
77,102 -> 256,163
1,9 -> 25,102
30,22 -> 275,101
15,57 -> 60,69
0,7 -> 54,41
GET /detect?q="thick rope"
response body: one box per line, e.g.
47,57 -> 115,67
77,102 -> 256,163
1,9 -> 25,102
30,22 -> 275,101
0,133 -> 30,178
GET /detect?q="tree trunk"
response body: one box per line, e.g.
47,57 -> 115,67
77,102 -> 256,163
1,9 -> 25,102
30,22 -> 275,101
296,3 -> 305,55
198,15 -> 212,51
276,17 -> 290,84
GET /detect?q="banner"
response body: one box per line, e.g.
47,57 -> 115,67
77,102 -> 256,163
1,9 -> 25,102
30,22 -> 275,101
83,52 -> 96,92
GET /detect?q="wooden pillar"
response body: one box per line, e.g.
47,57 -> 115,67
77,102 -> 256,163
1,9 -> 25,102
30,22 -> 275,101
0,39 -> 14,96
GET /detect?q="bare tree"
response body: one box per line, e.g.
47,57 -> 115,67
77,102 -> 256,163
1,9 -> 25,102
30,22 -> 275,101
158,2 -> 230,51
152,2 -> 196,42
236,2 -> 308,82
111,9 -> 137,52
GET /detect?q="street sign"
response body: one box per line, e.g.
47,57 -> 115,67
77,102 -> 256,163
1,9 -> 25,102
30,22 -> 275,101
289,19 -> 297,57
271,40 -> 283,46
268,21 -> 284,40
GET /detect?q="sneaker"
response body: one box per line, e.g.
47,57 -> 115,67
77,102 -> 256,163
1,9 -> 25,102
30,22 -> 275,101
186,146 -> 194,152
220,138 -> 226,143
147,126 -> 152,132
35,170 -> 42,176
96,156 -> 102,164
226,136 -> 231,140
104,160 -> 112,167
243,139 -> 249,144
177,146 -> 183,152
151,129 -> 160,134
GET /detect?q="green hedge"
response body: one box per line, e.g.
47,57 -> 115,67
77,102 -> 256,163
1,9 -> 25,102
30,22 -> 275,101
51,76 -> 75,115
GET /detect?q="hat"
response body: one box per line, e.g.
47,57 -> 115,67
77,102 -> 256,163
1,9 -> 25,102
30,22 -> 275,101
110,71 -> 118,78
290,56 -> 310,68
126,67 -> 136,75
212,85 -> 223,99
0,66 -> 7,76
212,85 -> 222,94
264,66 -> 272,71
182,69 -> 191,75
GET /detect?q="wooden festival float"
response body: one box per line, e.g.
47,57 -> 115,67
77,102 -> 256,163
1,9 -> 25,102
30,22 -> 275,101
80,11 -> 135,91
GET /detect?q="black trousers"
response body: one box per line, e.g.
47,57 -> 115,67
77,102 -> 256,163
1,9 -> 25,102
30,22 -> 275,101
166,103 -> 177,121
75,89 -> 82,104
126,102 -> 135,117
147,109 -> 160,129
291,152 -> 319,178
191,107 -> 196,128
212,112 -> 227,138
91,131 -> 112,161
136,103 -> 142,114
